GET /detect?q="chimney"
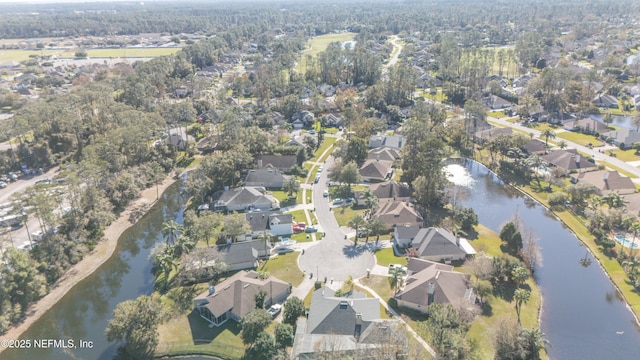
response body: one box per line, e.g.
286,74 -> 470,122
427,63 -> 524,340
376,154 -> 380,161
257,159 -> 263,168
208,285 -> 215,296
427,282 -> 435,305
575,155 -> 581,163
456,236 -> 460,247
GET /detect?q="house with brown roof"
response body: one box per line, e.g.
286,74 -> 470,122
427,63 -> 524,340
371,200 -> 423,229
541,149 -> 597,174
570,170 -> 635,195
256,154 -> 299,172
563,117 -> 609,134
394,258 -> 475,314
359,159 -> 393,182
193,270 -> 290,327
523,139 -> 547,155
369,181 -> 412,200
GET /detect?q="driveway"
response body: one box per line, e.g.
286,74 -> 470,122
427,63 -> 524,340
298,154 -> 375,281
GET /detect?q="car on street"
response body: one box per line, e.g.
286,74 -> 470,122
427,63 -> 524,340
309,129 -> 316,134
267,304 -> 282,317
314,175 -> 320,183
35,178 -> 52,185
317,166 -> 323,172
323,190 -> 329,197
0,181 -> 6,189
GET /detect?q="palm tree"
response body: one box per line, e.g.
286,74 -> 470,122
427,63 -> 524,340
388,267 -> 405,294
514,288 -> 531,325
557,139 -> 568,150
343,275 -> 354,294
173,235 -> 195,258
348,215 -> 366,245
363,190 -> 379,220
602,192 -> 626,209
526,154 -> 544,186
520,327 -> 549,359
628,221 -> 640,257
540,129 -> 556,148
162,220 -> 183,246
369,219 -> 387,245
579,250 -> 592,268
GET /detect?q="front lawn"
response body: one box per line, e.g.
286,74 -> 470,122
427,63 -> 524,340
156,311 -> 245,359
611,148 -> 640,162
374,247 -> 407,267
286,209 -> 308,223
360,274 -> 393,302
311,137 -> 337,162
333,205 -> 367,227
487,110 -> 510,119
271,190 -> 300,207
258,251 -> 304,287
556,131 -> 602,147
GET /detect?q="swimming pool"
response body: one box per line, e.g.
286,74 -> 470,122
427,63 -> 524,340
614,234 -> 640,249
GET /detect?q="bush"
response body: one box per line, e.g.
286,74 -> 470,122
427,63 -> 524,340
314,280 -> 322,290
548,192 -> 568,208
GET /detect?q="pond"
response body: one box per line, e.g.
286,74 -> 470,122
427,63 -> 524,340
446,159 -> 640,359
1,181 -> 186,360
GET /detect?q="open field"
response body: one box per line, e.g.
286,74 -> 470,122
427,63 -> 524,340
0,47 -> 182,63
296,32 -> 356,73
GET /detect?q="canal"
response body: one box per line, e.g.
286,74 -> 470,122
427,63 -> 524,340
446,159 -> 640,359
1,182 -> 185,360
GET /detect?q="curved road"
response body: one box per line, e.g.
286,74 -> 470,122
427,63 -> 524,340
298,154 -> 375,281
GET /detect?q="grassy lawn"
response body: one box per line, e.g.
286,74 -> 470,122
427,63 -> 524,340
418,88 -> 446,102
323,127 -> 339,134
487,111 -> 510,119
285,209 -> 308,223
556,131 -> 602,146
270,190 -> 300,207
360,274 -> 393,302
333,205 -> 367,227
156,311 -> 245,359
258,251 -> 304,287
290,231 -> 315,243
468,224 -> 503,256
296,32 -> 356,72
610,148 -> 640,162
528,122 -> 560,132
374,247 -> 407,267
305,189 -> 312,204
311,137 -> 338,162
0,47 -> 181,63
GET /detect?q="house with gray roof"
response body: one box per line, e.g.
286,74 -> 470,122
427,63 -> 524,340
256,154 -> 299,172
563,117 -> 609,134
210,240 -> 272,271
367,147 -> 401,162
244,168 -> 290,189
292,288 -> 406,359
473,127 -> 513,143
570,170 -> 635,195
213,186 -> 279,212
484,94 -> 513,110
394,258 -> 474,315
368,134 -> 404,149
602,128 -> 640,149
245,211 -> 293,237
592,94 -> 619,108
408,227 -> 468,262
369,181 -> 412,200
194,270 -> 290,327
393,225 -> 421,248
523,139 -> 547,155
541,149 -> 597,174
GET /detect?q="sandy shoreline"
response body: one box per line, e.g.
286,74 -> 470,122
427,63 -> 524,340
0,173 -> 178,347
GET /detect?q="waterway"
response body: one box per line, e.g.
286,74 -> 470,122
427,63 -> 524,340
446,159 -> 640,359
1,182 -> 185,360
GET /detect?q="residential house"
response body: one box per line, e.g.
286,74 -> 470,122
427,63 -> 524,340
484,94 -> 513,110
285,135 -> 306,147
291,111 -> 315,129
602,128 -> 640,149
512,74 -> 532,88
292,288 -> 406,359
370,181 -> 412,200
393,225 -> 421,248
570,170 -> 635,195
244,169 -> 289,189
623,193 -> 640,217
321,113 -> 344,128
213,186 -> 279,212
405,227 -> 468,262
592,94 -> 619,108
394,258 -> 475,314
256,155 -> 299,172
193,270 -> 290,327
563,117 -> 609,134
245,211 -> 293,237
209,240 -> 272,270
368,134 -> 404,149
371,200 -> 423,229
359,159 -> 394,182
523,139 -> 547,155
541,149 -> 597,174
366,147 -> 401,162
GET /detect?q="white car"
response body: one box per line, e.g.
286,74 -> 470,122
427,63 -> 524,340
267,304 -> 282,317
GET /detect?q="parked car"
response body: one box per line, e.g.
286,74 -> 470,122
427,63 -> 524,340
323,190 -> 329,197
314,175 -> 320,183
332,198 -> 344,205
35,178 -> 52,185
305,225 -> 318,233
317,166 -> 323,173
0,181 -> 6,189
309,129 -> 316,135
267,304 -> 282,317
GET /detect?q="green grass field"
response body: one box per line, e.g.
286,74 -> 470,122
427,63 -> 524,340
556,131 -> 602,146
311,137 -> 338,162
333,205 -> 367,227
258,252 -> 304,287
296,32 -> 356,73
0,47 -> 182,63
374,247 -> 407,267
610,148 -> 640,162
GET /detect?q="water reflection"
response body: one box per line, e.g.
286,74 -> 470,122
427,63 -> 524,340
2,182 -> 185,360
445,159 -> 640,360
